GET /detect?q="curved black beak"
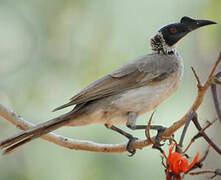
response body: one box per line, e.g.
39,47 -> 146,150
180,16 -> 217,32
158,16 -> 217,47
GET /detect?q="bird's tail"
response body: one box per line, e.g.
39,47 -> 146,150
0,113 -> 73,155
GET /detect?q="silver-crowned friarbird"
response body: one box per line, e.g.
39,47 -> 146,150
0,16 -> 216,155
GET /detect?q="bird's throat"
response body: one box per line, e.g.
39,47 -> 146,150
150,32 -> 175,55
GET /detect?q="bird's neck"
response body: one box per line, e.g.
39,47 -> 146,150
150,32 -> 175,55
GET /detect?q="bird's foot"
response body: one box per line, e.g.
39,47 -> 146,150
104,124 -> 138,157
152,126 -> 167,150
126,136 -> 138,157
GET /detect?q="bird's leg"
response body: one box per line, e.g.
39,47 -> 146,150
126,112 -> 167,148
104,123 -> 137,156
105,124 -> 134,140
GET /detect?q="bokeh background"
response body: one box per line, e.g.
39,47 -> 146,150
0,0 -> 220,180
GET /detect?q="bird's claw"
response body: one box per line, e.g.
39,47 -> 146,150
153,126 -> 167,150
126,137 -> 138,157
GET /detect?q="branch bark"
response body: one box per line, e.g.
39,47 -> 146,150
0,52 -> 221,154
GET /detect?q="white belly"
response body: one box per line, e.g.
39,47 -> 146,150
113,68 -> 183,113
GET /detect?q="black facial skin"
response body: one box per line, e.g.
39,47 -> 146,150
159,16 -> 217,47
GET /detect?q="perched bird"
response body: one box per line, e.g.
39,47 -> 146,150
0,16 -> 216,155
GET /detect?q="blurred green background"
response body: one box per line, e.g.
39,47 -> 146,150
0,0 -> 220,180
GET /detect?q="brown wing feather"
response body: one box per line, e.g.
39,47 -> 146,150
53,53 -> 178,111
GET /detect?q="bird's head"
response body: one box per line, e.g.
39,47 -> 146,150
151,16 -> 217,54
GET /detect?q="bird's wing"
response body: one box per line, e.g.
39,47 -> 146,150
53,53 -> 179,111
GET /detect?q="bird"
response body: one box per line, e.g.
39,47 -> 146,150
0,16 -> 216,155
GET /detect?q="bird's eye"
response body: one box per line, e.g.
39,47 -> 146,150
170,28 -> 177,34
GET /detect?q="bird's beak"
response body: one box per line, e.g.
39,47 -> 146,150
158,17 -> 217,47
180,16 -> 217,32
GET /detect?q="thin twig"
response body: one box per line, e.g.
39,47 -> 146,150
208,53 -> 221,79
191,114 -> 221,155
176,111 -> 195,153
145,112 -> 167,159
182,118 -> 216,154
189,170 -> 215,175
195,146 -> 210,167
186,146 -> 210,173
190,168 -> 221,179
211,71 -> 221,122
145,111 -> 155,144
191,67 -> 202,89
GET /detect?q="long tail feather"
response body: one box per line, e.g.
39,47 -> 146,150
52,102 -> 75,112
0,113 -> 73,155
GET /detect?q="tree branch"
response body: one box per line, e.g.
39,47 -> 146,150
0,52 -> 221,154
191,114 -> 221,155
211,71 -> 221,122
